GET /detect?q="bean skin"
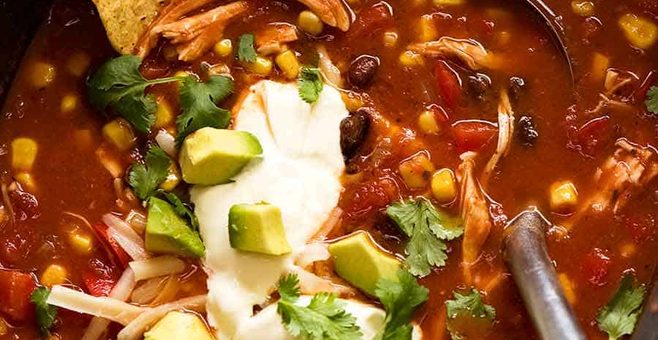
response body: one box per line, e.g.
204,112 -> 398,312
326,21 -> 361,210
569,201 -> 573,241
348,55 -> 380,88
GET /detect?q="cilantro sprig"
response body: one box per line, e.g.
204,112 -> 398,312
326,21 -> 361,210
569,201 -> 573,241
596,273 -> 646,340
276,273 -> 362,340
31,287 -> 57,336
160,191 -> 200,232
128,146 -> 171,200
375,270 -> 429,340
386,197 -> 464,277
446,289 -> 496,320
176,75 -> 233,144
645,86 -> 658,115
298,67 -> 324,104
237,33 -> 257,63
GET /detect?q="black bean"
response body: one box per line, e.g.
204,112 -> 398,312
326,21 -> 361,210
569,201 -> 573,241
517,115 -> 538,146
509,76 -> 526,101
467,73 -> 491,100
348,55 -> 380,88
340,108 -> 371,159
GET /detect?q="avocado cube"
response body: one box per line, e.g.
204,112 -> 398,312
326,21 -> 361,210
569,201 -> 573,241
145,197 -> 205,258
228,203 -> 292,256
144,311 -> 214,340
179,127 -> 263,186
328,231 -> 402,296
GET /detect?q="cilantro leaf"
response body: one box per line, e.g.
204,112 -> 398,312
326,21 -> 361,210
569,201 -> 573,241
237,33 -> 257,63
176,75 -> 233,144
596,273 -> 646,340
276,274 -> 362,340
298,67 -> 324,104
128,146 -> 172,200
645,86 -> 658,115
446,289 -> 496,320
30,287 -> 57,336
386,197 -> 464,277
160,191 -> 200,232
375,270 -> 429,340
87,55 -> 181,133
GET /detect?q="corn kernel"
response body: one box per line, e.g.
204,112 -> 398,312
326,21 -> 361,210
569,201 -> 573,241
11,137 -> 38,172
619,13 -> 658,49
69,231 -> 94,255
41,264 -> 68,287
571,1 -> 595,17
591,52 -> 609,82
67,51 -> 90,77
159,164 -> 181,191
15,172 -> 36,192
399,153 -> 435,189
60,94 -> 78,115
298,11 -> 324,36
418,110 -> 440,134
213,39 -> 233,57
174,70 -> 191,79
162,45 -> 179,62
620,243 -> 636,258
418,15 -> 438,42
102,119 -> 136,152
154,98 -> 174,128
431,168 -> 457,202
0,317 -> 7,336
247,56 -> 273,76
399,51 -> 425,68
275,50 -> 301,79
341,92 -> 364,112
383,31 -> 399,48
30,62 -> 56,88
558,273 -> 577,305
549,181 -> 578,213
433,0 -> 463,6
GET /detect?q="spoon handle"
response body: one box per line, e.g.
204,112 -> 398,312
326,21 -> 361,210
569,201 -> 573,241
503,210 -> 585,340
631,267 -> 658,340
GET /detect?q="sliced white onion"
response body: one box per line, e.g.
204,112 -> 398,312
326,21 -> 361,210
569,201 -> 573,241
103,213 -> 144,239
82,269 -> 137,340
130,277 -> 167,305
125,210 -> 147,235
117,295 -> 207,340
295,242 -> 330,268
47,285 -> 145,326
96,147 -> 124,179
155,129 -> 177,158
107,227 -> 149,261
129,256 -> 186,281
290,266 -> 354,296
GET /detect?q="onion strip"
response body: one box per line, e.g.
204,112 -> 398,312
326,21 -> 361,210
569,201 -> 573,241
47,285 -> 144,326
129,256 -> 186,281
82,269 -> 137,340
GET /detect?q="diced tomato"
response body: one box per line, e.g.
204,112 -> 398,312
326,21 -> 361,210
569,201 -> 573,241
348,2 -> 394,38
435,61 -> 462,109
82,258 -> 118,297
570,116 -> 612,156
0,269 -> 37,322
91,223 -> 131,268
344,177 -> 399,217
623,213 -> 656,243
451,120 -> 498,152
581,248 -> 611,286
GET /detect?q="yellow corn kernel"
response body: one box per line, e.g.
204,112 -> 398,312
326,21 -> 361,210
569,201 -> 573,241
571,1 -> 594,16
383,31 -> 399,48
298,10 -> 324,36
558,273 -> 577,305
15,172 -> 36,192
418,15 -> 438,42
11,138 -> 38,172
174,70 -> 192,79
0,317 -> 7,336
341,92 -> 364,112
619,13 -> 658,49
399,51 -> 425,68
418,110 -> 440,134
620,242 -> 636,258
69,231 -> 94,255
41,264 -> 68,287
213,39 -> 233,57
160,164 -> 181,191
67,51 -> 90,77
154,98 -> 174,128
30,62 -> 56,88
433,0 -> 463,6
60,94 -> 78,114
162,45 -> 179,62
591,52 -> 609,82
275,50 -> 301,79
399,153 -> 435,189
431,168 -> 457,202
102,119 -> 136,152
247,56 -> 273,76
549,181 -> 578,213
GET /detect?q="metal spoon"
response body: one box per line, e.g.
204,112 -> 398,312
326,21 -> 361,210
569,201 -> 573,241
503,209 -> 585,340
632,268 -> 658,340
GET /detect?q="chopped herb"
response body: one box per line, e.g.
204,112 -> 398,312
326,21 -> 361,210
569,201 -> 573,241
446,289 -> 496,320
596,273 -> 646,340
87,55 -> 183,133
645,86 -> 658,115
30,287 -> 57,336
375,270 -> 429,340
386,197 -> 464,277
237,33 -> 257,63
176,75 -> 233,144
128,146 -> 172,200
276,273 -> 362,340
298,67 -> 324,104
160,191 -> 199,232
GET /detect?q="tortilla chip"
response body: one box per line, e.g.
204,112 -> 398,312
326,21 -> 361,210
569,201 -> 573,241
92,0 -> 166,54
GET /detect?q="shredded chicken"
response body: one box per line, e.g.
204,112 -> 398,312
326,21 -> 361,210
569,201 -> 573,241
457,152 -> 494,282
408,37 -> 498,70
481,91 -> 515,188
297,0 -> 351,32
317,45 -> 344,88
604,69 -> 638,99
586,93 -> 636,116
256,23 -> 299,56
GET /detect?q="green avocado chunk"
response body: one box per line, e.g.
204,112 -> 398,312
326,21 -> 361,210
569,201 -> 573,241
144,311 -> 214,340
179,127 -> 263,186
228,202 -> 292,256
145,197 -> 205,258
328,231 -> 402,296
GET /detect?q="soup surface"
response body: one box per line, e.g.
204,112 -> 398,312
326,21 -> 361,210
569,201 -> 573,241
1,0 -> 657,338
